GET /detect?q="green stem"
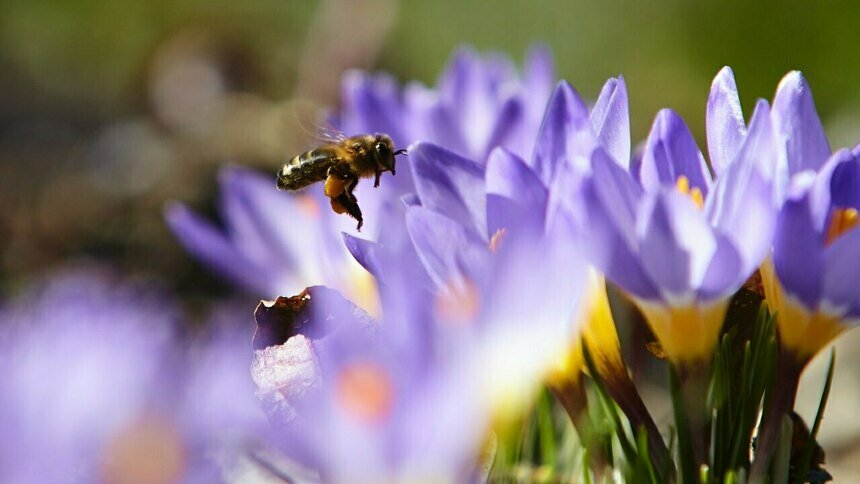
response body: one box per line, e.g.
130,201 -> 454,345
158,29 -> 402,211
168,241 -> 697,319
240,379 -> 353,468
749,350 -> 803,482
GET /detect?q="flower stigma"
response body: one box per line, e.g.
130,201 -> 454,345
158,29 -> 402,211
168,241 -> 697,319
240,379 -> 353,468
336,361 -> 395,425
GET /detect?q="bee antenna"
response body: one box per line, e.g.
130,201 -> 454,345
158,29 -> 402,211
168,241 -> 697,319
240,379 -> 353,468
394,149 -> 408,156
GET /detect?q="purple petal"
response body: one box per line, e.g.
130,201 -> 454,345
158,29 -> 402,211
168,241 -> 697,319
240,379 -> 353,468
485,148 -> 548,235
636,190 -> 717,298
410,142 -> 487,237
405,207 -> 488,289
639,109 -> 712,195
822,227 -> 860,317
824,149 -> 860,210
706,66 -> 747,175
772,71 -> 831,175
523,44 -> 556,114
773,190 -> 824,309
342,233 -> 383,277
590,76 -> 631,168
706,103 -> 778,274
530,81 -> 595,185
165,202 -> 275,295
340,71 -> 407,145
437,48 -> 501,157
590,147 -> 644,248
699,233 -> 744,300
483,96 -> 527,161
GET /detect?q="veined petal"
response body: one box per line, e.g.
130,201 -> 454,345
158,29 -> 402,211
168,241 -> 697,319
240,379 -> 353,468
590,147 -> 643,248
773,190 -> 824,309
772,71 -> 831,175
405,207 -> 488,289
590,76 -> 631,169
636,190 -> 717,299
639,109 -> 712,196
485,147 -> 548,236
410,143 -> 487,237
530,81 -> 595,185
343,233 -> 383,278
699,233 -> 744,300
706,66 -> 747,175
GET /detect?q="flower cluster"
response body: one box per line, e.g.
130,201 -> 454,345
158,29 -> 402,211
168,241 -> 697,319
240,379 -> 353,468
5,46 -> 855,483
212,50 -> 856,481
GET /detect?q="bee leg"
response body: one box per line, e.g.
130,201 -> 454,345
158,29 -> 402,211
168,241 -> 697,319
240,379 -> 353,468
324,167 -> 351,198
334,192 -> 363,231
373,170 -> 381,188
346,174 -> 360,201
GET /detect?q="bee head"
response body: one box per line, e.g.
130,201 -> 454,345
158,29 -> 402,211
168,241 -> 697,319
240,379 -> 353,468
373,134 -> 405,176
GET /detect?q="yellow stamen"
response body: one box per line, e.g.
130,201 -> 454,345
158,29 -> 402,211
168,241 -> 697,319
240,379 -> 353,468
825,208 -> 859,246
635,298 -> 729,365
675,175 -> 704,209
336,361 -> 394,424
760,256 -> 847,362
435,278 -> 480,325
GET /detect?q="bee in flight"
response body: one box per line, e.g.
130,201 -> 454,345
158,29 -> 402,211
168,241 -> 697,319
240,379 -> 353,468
277,132 -> 406,230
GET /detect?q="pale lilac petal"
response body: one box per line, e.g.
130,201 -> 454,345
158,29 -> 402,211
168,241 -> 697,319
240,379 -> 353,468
410,143 -> 487,237
437,48 -> 499,157
530,81 -> 595,185
523,44 -> 555,114
483,96 -> 527,161
342,233 -> 383,277
340,71 -> 407,144
590,147 -> 643,247
485,148 -> 547,235
590,76 -> 631,168
405,207 -> 488,289
706,66 -> 747,174
706,103 -> 778,274
637,190 -> 717,298
772,71 -> 831,175
165,202 -> 275,295
773,191 -> 824,309
639,109 -> 712,195
699,233 -> 744,300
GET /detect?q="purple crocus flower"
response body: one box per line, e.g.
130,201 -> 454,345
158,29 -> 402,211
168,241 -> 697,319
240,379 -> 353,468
765,149 -> 860,362
708,68 -> 860,362
0,268 -> 267,483
580,98 -> 779,365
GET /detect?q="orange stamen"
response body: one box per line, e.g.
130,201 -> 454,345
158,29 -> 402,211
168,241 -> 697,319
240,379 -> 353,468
825,208 -> 859,246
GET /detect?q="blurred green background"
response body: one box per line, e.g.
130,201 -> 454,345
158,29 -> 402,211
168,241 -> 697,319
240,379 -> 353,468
2,0 -> 859,291
1,0 -> 859,477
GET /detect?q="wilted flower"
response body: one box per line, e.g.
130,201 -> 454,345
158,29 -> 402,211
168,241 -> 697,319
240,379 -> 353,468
0,269 -> 266,483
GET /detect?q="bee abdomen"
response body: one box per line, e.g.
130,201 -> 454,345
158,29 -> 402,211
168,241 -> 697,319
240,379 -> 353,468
277,148 -> 335,190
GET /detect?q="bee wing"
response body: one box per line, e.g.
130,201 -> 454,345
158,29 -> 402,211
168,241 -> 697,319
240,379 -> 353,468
291,100 -> 347,146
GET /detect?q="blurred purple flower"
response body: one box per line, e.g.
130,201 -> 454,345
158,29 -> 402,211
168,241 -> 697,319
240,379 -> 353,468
167,46 -> 561,307
0,268 -> 266,483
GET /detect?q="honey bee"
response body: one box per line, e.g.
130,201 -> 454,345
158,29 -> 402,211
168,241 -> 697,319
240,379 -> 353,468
277,133 -> 406,230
